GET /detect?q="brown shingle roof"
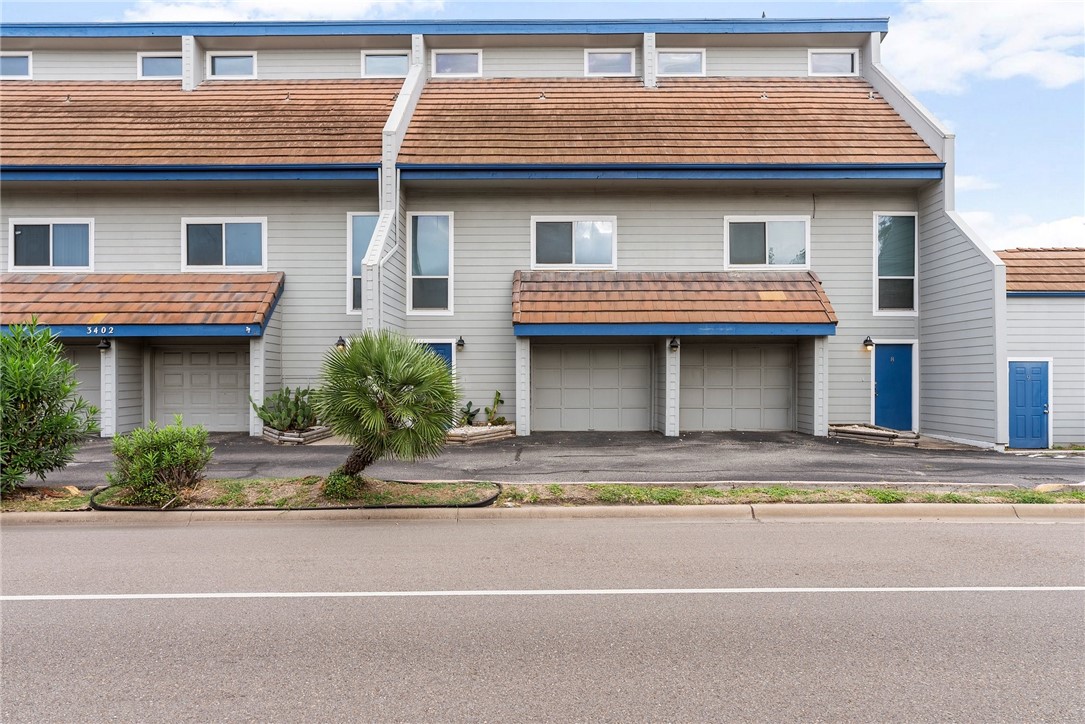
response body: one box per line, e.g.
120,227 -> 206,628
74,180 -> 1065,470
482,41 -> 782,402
512,271 -> 837,325
401,77 -> 939,165
1,272 -> 284,326
997,248 -> 1085,292
0,80 -> 399,166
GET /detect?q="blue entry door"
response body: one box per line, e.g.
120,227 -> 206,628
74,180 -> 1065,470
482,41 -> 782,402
422,342 -> 453,368
1009,361 -> 1049,449
874,343 -> 913,431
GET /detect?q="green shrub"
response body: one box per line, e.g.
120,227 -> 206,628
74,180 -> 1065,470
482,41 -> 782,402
251,386 -> 318,432
459,401 -> 480,426
323,469 -> 363,501
1,321 -> 99,494
107,416 -> 213,507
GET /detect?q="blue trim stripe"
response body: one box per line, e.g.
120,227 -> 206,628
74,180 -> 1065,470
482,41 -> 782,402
29,324 -> 263,338
399,164 -> 944,181
2,19 -> 889,38
514,323 -> 837,337
1,164 -> 379,182
1007,291 -> 1085,298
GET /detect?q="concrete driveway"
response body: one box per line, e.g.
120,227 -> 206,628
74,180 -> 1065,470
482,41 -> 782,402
39,430 -> 1085,488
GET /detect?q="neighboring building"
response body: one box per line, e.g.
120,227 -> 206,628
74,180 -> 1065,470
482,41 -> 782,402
997,248 -> 1085,448
0,18 -> 1008,448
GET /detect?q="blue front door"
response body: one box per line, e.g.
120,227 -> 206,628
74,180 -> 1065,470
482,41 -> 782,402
874,343 -> 912,431
422,342 -> 453,368
1009,361 -> 1048,449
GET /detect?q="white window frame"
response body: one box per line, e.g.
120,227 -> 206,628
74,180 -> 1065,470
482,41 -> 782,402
8,217 -> 94,272
0,51 -> 33,79
808,49 -> 859,77
656,48 -> 706,77
361,50 -> 411,78
873,211 -> 919,317
723,215 -> 811,271
584,48 -> 637,77
1006,357 -> 1054,449
206,51 -> 257,80
346,211 -> 379,315
430,49 -> 482,78
868,338 -> 920,434
181,217 -> 268,272
417,338 -> 458,373
406,211 -> 454,316
136,51 -> 183,80
530,215 -> 619,271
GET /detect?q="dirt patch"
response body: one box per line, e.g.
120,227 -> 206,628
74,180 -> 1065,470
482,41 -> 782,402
1,487 -> 92,512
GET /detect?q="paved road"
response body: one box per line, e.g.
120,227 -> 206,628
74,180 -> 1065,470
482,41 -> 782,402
3,518 -> 1083,722
41,430 -> 1085,488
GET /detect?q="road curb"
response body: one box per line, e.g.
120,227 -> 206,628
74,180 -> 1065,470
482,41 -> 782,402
2,503 -> 1082,525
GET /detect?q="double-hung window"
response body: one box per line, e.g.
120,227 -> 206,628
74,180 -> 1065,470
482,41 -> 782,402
874,213 -> 917,314
182,218 -> 266,271
408,212 -> 453,314
531,217 -> 617,269
725,216 -> 809,269
207,52 -> 256,79
431,50 -> 481,77
348,213 -> 379,313
0,52 -> 32,79
585,49 -> 636,77
138,52 -> 182,79
9,219 -> 93,271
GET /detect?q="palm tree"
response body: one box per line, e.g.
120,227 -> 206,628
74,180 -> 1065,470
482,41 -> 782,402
314,330 -> 458,476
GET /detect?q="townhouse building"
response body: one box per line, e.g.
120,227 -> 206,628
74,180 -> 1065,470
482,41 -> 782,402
0,18 -> 1013,448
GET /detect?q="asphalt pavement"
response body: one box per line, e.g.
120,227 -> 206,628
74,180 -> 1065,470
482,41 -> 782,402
41,430 -> 1085,488
2,518 -> 1083,722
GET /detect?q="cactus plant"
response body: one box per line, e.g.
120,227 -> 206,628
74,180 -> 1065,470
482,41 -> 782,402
250,387 -> 318,432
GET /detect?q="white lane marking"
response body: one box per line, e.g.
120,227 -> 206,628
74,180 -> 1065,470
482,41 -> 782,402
2,586 -> 1083,602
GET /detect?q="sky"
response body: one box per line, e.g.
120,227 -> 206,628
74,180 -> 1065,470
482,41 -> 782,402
2,0 -> 1083,250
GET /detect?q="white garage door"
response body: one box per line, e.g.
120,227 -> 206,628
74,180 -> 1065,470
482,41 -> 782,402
680,345 -> 793,431
532,345 -> 652,431
153,346 -> 249,431
65,346 -> 101,421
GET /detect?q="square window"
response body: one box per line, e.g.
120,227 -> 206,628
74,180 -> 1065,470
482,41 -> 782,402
0,53 -> 31,78
533,218 -> 616,268
657,49 -> 705,76
208,53 -> 256,78
809,50 -> 857,75
183,218 -> 265,270
10,219 -> 92,270
432,51 -> 481,77
363,52 -> 409,77
139,54 -> 182,79
726,218 -> 809,268
586,49 -> 635,76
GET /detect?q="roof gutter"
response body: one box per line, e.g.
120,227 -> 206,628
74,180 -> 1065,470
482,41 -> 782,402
0,164 -> 380,182
398,163 -> 944,181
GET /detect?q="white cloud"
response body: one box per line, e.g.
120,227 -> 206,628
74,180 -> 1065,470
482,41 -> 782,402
960,211 -> 1085,249
124,0 -> 444,22
956,174 -> 999,192
882,1 -> 1085,94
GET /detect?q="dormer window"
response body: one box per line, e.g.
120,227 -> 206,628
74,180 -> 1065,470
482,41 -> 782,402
657,49 -> 705,77
0,52 -> 32,79
138,52 -> 182,79
432,50 -> 481,77
809,50 -> 858,76
207,52 -> 257,79
363,51 -> 410,78
585,49 -> 636,77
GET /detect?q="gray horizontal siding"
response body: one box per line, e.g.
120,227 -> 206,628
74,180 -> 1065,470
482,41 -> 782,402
703,47 -> 809,77
0,188 -> 378,393
32,50 -> 141,80
256,49 -> 361,79
480,47 -> 587,77
400,188 -> 918,426
796,337 -> 815,433
917,182 -> 1000,444
116,341 -> 144,434
1006,297 -> 1085,444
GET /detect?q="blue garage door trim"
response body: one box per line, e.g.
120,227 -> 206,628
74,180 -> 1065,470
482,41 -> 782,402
874,343 -> 913,431
1008,361 -> 1049,449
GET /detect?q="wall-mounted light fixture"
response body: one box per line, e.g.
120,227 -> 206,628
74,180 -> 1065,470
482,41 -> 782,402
669,337 -> 680,352
862,336 -> 875,352
456,336 -> 465,349
97,338 -> 111,350
335,336 -> 347,350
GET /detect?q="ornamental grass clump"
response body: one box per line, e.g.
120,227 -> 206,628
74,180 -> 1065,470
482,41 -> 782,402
314,330 -> 458,477
107,416 -> 213,507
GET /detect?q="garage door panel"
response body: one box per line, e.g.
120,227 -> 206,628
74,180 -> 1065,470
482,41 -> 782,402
190,352 -> 211,366
153,346 -> 249,432
680,344 -> 794,432
161,351 -> 183,366
532,344 -> 652,431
